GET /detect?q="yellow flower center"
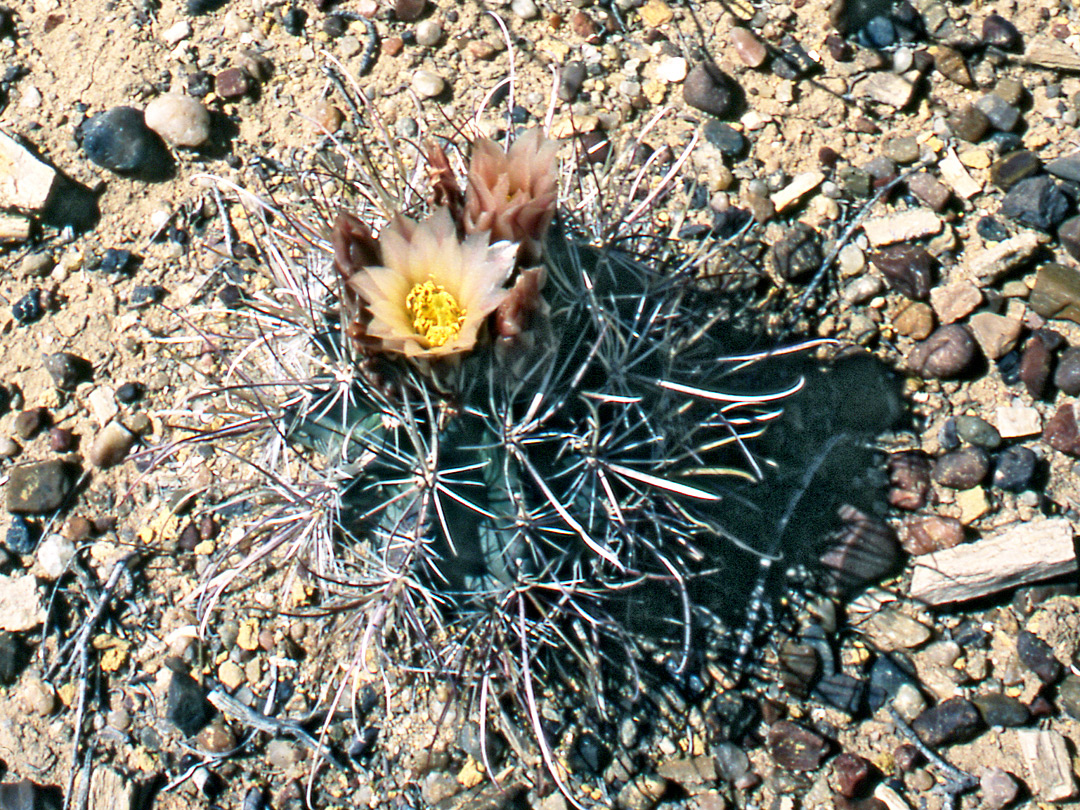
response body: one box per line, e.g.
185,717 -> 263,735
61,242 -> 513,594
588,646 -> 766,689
405,280 -> 466,347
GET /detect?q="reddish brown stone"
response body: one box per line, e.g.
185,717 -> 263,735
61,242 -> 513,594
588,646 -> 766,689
1045,403 -> 1080,456
767,720 -> 831,771
832,752 -> 874,798
381,36 -> 405,56
899,515 -> 964,555
888,450 -> 932,510
215,68 -> 252,99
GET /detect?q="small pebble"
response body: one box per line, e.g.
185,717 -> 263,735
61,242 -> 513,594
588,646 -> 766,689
411,69 -> 446,98
6,460 -> 72,514
954,415 -> 1001,448
977,216 -> 1009,242
893,303 -> 934,340
871,244 -> 934,299
731,26 -> 767,67
99,248 -> 134,274
144,94 -> 211,148
770,224 -> 821,280
932,447 -> 990,489
415,19 -> 441,46
394,0 -> 426,21
215,68 -> 252,99
947,104 -> 990,142
1059,217 -> 1080,262
13,409 -> 46,440
17,254 -> 52,279
911,697 -> 983,746
115,382 -> 143,403
766,721 -> 830,771
980,768 -> 1020,810
1030,263 -> 1080,323
1016,630 -> 1062,683
991,148 -> 1041,190
36,533 -> 74,579
832,753 -> 873,798
909,324 -> 978,379
899,514 -> 964,555
888,450 -> 932,510
933,45 -> 972,87
907,173 -> 951,212
883,135 -> 919,164
0,437 -> 19,458
683,61 -> 732,117
1045,402 -> 1080,456
982,15 -> 1022,51
197,722 -> 237,754
975,93 -> 1020,131
511,0 -> 538,19
87,421 -> 136,468
1054,346 -> 1080,394
43,352 -> 88,390
971,694 -> 1029,728
12,289 -> 43,325
80,107 -> 170,178
559,61 -> 586,102
702,120 -> 745,156
5,516 -> 37,554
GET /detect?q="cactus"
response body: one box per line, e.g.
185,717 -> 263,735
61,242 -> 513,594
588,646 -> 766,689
187,123 -> 902,797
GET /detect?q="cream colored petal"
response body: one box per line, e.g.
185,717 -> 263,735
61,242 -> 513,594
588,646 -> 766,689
348,266 -> 411,306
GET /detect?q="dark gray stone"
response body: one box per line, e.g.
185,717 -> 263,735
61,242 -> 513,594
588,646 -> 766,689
972,693 -> 1030,727
80,106 -> 172,180
167,670 -> 213,736
683,61 -> 732,117
1000,176 -> 1070,232
911,697 -> 983,745
975,93 -> 1020,131
992,446 -> 1037,491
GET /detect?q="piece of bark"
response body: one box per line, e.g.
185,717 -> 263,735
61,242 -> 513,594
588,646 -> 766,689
909,518 -> 1076,605
0,130 -> 57,211
1016,729 -> 1077,801
0,213 -> 31,241
1022,37 -> 1080,71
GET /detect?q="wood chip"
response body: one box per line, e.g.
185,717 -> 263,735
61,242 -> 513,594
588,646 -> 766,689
1022,37 -> 1080,71
965,231 -> 1047,284
910,518 -> 1076,605
862,209 -> 942,247
938,148 -> 982,199
1016,729 -> 1077,801
770,171 -> 824,213
0,213 -> 31,241
0,129 -> 57,211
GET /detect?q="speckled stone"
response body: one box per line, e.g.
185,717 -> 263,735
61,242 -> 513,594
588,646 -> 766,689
767,721 -> 830,772
932,447 -> 990,489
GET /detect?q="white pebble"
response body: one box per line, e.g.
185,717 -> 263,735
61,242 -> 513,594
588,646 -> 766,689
415,19 -> 442,47
412,69 -> 446,98
37,534 -> 75,580
145,94 -> 211,148
161,20 -> 192,45
511,0 -> 539,19
656,56 -> 687,83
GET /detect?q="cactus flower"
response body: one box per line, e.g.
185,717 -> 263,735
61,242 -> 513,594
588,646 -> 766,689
346,208 -> 518,357
464,129 -> 559,262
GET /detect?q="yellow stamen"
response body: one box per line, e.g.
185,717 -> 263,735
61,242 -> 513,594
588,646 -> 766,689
405,280 -> 466,347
